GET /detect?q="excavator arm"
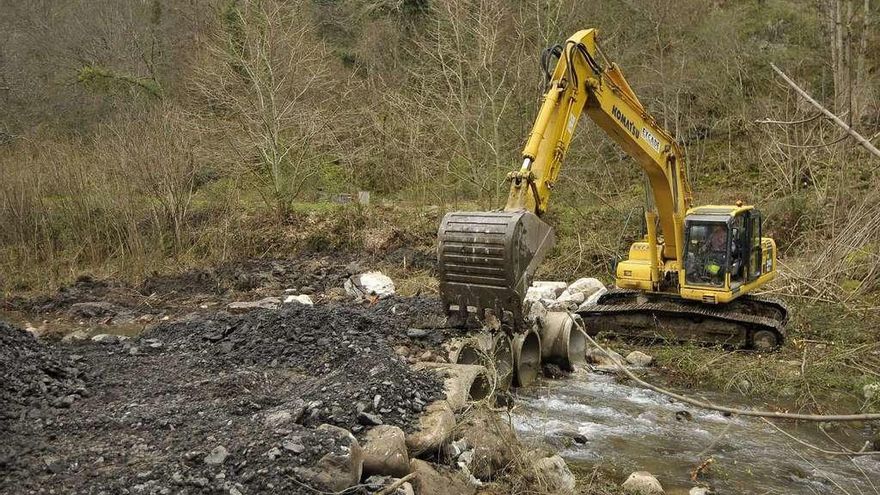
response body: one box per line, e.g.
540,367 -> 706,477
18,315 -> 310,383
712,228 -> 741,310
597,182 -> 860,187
438,29 -> 692,325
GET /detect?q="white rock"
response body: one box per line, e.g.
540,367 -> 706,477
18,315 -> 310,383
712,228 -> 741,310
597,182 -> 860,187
91,334 -> 118,343
565,278 -> 605,298
527,281 -> 567,299
580,287 -> 608,307
626,351 -> 654,367
689,488 -> 713,495
525,285 -> 557,302
283,294 -> 314,306
525,299 -> 548,324
557,291 -> 586,305
344,271 -> 395,299
622,471 -> 664,494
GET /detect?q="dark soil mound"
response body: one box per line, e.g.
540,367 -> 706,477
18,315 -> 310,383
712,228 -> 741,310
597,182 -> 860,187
0,321 -> 87,422
146,298 -> 445,431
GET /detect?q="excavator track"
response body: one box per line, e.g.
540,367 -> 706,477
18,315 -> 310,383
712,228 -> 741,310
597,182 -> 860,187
577,288 -> 788,350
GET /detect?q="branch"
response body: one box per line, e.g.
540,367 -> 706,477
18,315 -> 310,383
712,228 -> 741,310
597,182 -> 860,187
770,63 -> 880,160
754,113 -> 824,125
761,418 -> 877,456
572,317 -> 880,422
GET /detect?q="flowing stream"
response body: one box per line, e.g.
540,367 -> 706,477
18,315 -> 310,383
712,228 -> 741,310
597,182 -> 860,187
512,369 -> 880,494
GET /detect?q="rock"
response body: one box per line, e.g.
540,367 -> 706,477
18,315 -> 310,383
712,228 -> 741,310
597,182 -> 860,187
585,347 -> 625,367
362,425 -> 410,477
409,459 -> 476,495
454,408 -> 518,480
92,333 -> 123,344
622,471 -> 664,494
283,294 -> 313,306
419,350 -> 432,361
264,410 -> 292,428
344,271 -> 396,299
689,488 -> 713,495
530,454 -> 576,494
407,328 -> 430,338
282,438 -> 305,454
293,425 -> 363,493
204,446 -> 229,465
226,297 -> 281,313
564,278 -> 605,298
546,430 -> 588,448
580,287 -> 608,307
265,447 -> 282,460
358,412 -> 383,426
394,345 -> 410,357
525,282 -> 566,302
62,330 -> 90,342
557,291 -> 586,305
405,401 -> 455,455
525,299 -> 548,324
625,351 -> 654,367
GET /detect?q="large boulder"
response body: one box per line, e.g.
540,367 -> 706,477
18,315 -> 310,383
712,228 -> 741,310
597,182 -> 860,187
454,408 -> 518,480
530,454 -> 576,494
622,471 -> 664,494
409,459 -> 475,495
293,425 -> 363,492
405,401 -> 456,455
362,425 -> 410,478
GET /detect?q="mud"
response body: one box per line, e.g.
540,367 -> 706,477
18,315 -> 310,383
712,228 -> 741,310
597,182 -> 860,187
0,262 -> 455,494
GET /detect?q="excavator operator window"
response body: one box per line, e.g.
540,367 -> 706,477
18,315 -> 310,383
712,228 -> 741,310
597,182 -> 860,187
684,222 -> 728,288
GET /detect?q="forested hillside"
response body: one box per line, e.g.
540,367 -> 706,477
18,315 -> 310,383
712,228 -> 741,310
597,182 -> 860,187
1,0 -> 878,301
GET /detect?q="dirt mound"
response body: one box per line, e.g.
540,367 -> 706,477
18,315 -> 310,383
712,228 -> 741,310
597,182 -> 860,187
140,256 -> 355,297
147,299 -> 445,431
0,321 -> 88,422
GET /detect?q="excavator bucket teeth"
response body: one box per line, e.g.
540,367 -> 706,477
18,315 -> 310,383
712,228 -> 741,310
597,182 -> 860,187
437,211 -> 554,325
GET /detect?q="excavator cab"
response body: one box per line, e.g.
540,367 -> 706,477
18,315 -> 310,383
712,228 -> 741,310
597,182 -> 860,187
680,206 -> 776,303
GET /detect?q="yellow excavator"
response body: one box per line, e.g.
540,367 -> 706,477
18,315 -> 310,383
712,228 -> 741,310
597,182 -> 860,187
437,29 -> 787,350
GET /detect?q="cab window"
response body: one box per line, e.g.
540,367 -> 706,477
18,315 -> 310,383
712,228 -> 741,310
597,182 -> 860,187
684,222 -> 728,287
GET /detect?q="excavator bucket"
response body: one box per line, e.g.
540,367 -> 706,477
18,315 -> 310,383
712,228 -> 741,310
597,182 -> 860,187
437,211 -> 555,325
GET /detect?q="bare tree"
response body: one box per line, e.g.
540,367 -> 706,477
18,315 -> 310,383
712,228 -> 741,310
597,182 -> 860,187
196,0 -> 335,219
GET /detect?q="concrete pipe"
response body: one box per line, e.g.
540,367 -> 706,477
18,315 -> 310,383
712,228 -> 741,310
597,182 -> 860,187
539,312 -> 587,370
512,328 -> 541,388
492,332 -> 514,391
414,362 -> 491,411
448,332 -> 493,365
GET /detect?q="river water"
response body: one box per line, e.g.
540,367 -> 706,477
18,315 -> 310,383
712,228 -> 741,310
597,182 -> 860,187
512,369 -> 880,494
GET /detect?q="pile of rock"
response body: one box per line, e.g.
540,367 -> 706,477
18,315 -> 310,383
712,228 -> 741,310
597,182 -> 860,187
0,321 -> 88,420
524,277 -> 607,315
